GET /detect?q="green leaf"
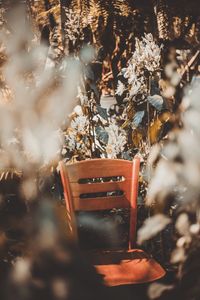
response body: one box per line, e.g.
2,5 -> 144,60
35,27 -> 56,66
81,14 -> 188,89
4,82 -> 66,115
148,95 -> 164,111
95,126 -> 109,145
122,150 -> 132,161
97,105 -> 108,120
132,111 -> 145,127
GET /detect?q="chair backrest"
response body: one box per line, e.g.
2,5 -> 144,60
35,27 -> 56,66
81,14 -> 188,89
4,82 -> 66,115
59,158 -> 140,249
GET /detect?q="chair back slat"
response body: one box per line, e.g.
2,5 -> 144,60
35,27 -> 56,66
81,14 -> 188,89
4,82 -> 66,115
59,158 -> 140,248
69,180 -> 129,198
73,195 -> 130,211
66,159 -> 133,181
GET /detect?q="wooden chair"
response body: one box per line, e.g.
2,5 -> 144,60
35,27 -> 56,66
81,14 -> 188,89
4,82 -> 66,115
59,158 -> 165,287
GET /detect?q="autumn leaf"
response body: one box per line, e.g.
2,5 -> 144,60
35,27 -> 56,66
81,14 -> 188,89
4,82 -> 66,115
132,130 -> 143,148
159,111 -> 171,122
150,112 -> 172,144
150,118 -> 162,144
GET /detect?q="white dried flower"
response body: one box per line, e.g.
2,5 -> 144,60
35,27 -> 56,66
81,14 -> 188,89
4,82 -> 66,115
116,81 -> 125,96
71,115 -> 89,134
121,33 -> 161,102
64,8 -> 83,44
104,121 -> 127,159
73,105 -> 83,116
130,78 -> 145,96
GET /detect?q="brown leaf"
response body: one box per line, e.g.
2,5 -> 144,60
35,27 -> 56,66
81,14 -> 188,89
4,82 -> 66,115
149,112 -> 171,144
150,118 -> 162,144
132,130 -> 143,148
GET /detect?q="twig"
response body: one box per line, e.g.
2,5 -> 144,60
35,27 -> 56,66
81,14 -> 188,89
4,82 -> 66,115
181,50 -> 200,77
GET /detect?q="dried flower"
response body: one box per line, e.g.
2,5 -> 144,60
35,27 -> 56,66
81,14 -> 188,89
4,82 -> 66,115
119,34 -> 161,103
116,80 -> 125,96
64,8 -> 83,45
103,122 -> 127,159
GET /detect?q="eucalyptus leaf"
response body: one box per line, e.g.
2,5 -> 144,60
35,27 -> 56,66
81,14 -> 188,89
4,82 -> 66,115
95,126 -> 109,144
97,105 -> 108,120
132,111 -> 145,127
122,150 -> 132,161
148,94 -> 164,111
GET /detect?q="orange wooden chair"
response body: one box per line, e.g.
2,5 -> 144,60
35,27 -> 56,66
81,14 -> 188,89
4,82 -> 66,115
59,158 -> 165,287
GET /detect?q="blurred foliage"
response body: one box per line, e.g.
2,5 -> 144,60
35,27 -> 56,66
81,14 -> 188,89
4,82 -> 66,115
0,2 -> 199,300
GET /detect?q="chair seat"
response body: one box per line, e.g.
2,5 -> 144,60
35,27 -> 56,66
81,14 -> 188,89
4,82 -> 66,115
86,249 -> 166,287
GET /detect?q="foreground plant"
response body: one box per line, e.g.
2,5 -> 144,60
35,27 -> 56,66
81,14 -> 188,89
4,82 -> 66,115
0,6 -> 80,174
138,80 -> 200,299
